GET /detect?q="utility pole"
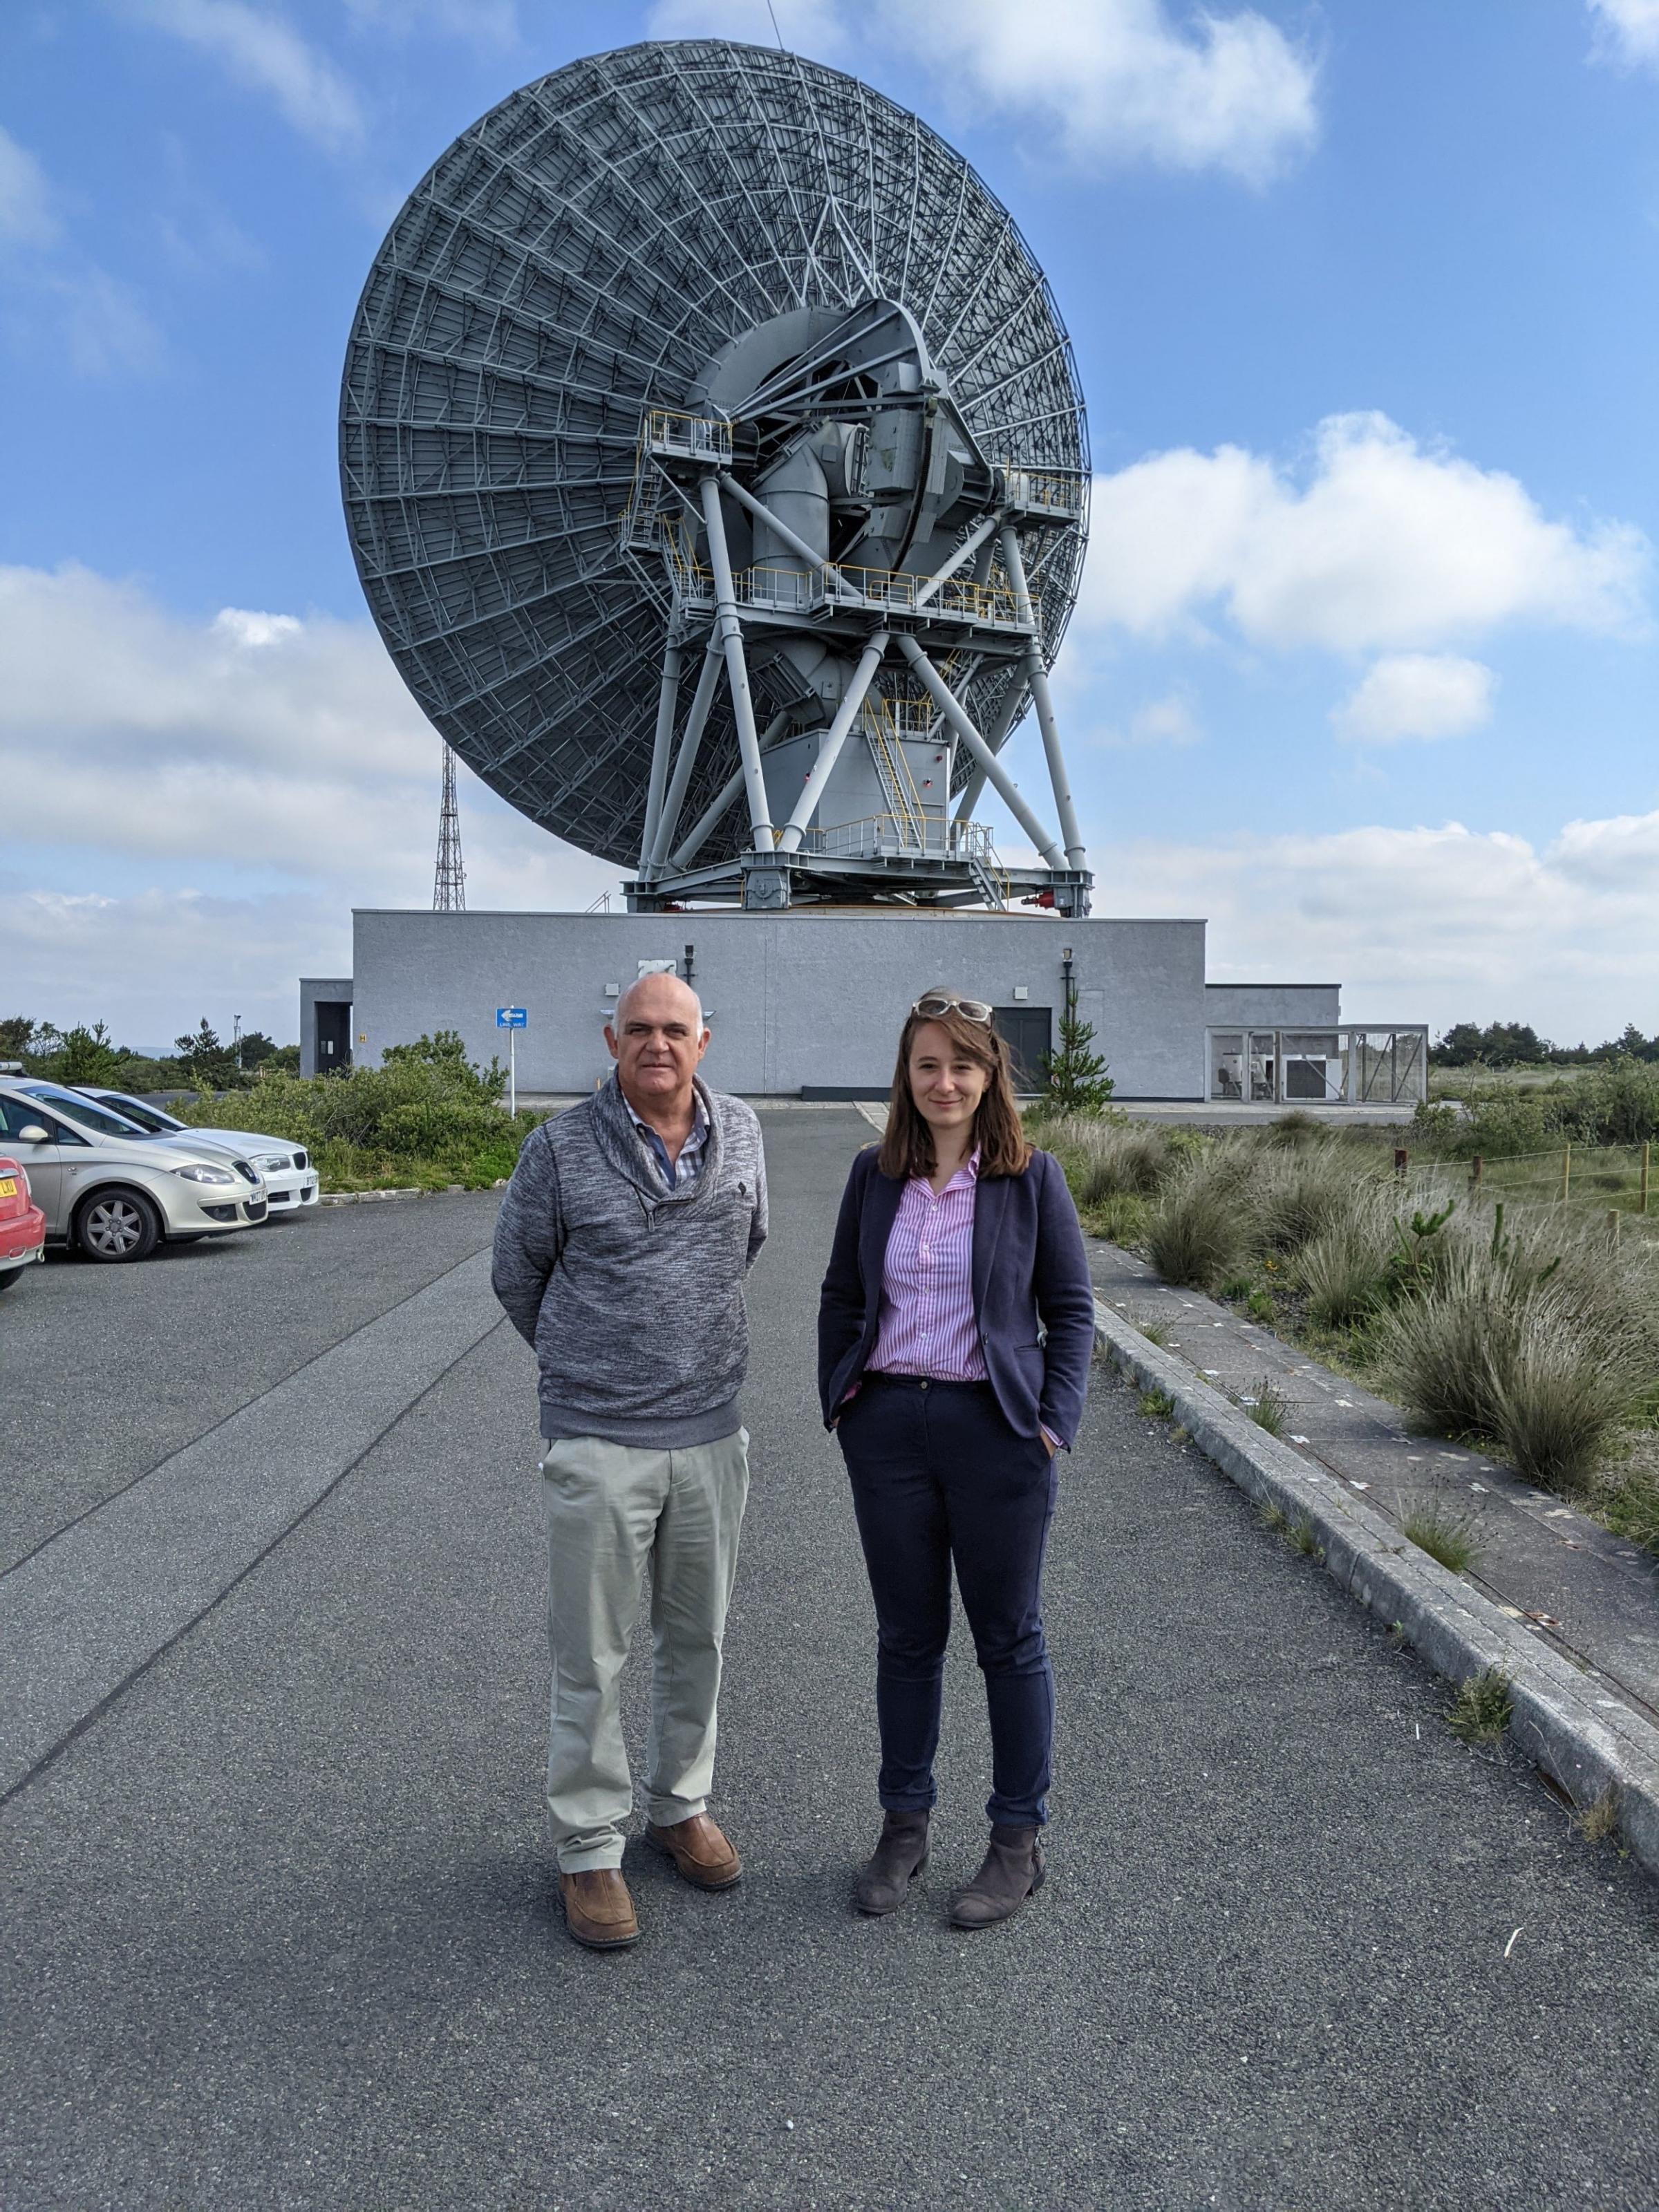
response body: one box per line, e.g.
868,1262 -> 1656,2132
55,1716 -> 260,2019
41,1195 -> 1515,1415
434,744 -> 467,911
233,1013 -> 242,1070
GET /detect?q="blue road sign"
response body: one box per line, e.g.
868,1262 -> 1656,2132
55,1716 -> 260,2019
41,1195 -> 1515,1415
496,1006 -> 527,1029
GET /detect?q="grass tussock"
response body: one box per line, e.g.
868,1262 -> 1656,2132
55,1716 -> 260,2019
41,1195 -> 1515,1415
1447,1667 -> 1513,1744
1243,1380 -> 1290,1438
1055,1114 -> 1659,1545
1573,1786 -> 1621,1845
1400,1499 -> 1479,1575
1138,1387 -> 1175,1420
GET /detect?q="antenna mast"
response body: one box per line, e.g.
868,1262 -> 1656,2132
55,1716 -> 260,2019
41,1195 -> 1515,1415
433,743 -> 466,911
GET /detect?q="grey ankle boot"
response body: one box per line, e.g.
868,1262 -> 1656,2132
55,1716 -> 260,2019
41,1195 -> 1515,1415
948,1824 -> 1046,1929
853,1810 -> 930,1915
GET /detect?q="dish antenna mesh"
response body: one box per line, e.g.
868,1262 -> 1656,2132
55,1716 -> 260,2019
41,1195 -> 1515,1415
341,40 -> 1091,911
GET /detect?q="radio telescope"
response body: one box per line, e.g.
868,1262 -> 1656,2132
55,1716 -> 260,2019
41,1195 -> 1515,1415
341,39 -> 1092,915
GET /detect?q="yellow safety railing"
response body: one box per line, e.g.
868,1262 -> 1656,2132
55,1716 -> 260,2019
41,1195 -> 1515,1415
995,462 -> 1086,518
824,565 -> 1021,627
643,408 -> 733,465
655,527 -> 1024,632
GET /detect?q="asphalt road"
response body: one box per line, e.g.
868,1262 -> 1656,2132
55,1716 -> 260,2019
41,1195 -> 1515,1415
3,1108 -> 1658,2211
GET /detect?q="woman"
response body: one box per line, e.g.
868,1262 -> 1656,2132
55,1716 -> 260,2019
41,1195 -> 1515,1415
818,990 -> 1095,1928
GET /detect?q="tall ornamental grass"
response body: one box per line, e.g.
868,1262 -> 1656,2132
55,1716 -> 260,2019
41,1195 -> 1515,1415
1055,1116 -> 1659,1528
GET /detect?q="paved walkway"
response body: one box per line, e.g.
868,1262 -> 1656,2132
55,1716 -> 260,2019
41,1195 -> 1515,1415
3,1110 -> 1658,2211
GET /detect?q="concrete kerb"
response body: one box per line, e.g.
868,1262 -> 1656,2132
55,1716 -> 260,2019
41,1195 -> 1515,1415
319,1184 -> 502,1206
1092,1295 -> 1659,1883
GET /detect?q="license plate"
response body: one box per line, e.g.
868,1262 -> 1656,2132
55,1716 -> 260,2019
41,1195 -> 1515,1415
0,1178 -> 15,1198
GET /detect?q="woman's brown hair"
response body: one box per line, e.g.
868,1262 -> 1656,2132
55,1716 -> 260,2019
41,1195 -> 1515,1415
877,993 -> 1033,1181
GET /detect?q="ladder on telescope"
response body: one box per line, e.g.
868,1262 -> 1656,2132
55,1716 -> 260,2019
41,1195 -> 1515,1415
865,706 -> 929,850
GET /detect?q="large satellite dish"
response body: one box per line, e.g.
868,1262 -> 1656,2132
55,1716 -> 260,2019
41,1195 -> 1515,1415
341,39 -> 1092,914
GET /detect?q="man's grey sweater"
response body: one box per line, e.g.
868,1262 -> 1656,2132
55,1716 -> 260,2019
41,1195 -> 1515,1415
491,1072 -> 768,1447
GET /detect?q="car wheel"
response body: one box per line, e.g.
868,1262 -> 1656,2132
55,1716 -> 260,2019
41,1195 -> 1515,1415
0,1267 -> 18,1295
76,1188 -> 161,1264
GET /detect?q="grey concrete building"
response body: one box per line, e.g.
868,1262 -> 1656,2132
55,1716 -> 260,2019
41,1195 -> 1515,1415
303,910 -> 1354,1100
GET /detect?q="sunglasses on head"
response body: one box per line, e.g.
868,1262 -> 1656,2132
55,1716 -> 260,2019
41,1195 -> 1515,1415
911,993 -> 993,1026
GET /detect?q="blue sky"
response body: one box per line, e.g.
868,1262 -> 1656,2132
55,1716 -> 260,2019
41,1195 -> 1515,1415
1,0 -> 1655,1044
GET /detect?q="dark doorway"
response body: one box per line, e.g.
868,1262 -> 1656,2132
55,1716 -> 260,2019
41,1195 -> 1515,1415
315,1000 -> 353,1073
993,1006 -> 1051,1092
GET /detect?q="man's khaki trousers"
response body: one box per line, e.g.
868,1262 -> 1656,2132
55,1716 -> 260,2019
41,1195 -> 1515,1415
539,1429 -> 750,1873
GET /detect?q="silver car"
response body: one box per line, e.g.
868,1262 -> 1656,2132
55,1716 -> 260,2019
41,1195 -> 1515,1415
0,1081 -> 269,1263
73,1087 -> 320,1217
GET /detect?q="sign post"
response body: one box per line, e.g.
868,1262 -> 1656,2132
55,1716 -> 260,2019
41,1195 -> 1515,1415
496,1006 -> 527,1117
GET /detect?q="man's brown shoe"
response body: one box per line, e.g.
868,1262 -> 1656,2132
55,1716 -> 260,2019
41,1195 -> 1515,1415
646,1812 -> 742,1890
559,1868 -> 640,1949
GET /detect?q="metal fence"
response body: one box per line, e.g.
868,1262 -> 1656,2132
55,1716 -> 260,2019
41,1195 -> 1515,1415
1466,1141 -> 1654,1219
1206,1026 -> 1430,1105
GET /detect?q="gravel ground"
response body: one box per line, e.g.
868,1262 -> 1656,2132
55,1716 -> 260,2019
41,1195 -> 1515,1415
2,1109 -> 1657,2211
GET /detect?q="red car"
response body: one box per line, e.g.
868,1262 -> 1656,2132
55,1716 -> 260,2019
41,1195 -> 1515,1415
0,1154 -> 47,1295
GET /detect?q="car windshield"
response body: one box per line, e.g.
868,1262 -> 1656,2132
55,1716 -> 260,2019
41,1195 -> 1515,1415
93,1091 -> 182,1133
19,1084 -> 153,1139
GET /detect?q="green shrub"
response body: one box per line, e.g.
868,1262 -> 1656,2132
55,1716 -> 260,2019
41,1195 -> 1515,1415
1565,1058 -> 1659,1146
164,1033 -> 534,1190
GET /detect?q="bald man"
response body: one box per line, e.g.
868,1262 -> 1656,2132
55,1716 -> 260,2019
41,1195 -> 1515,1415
493,972 -> 768,1950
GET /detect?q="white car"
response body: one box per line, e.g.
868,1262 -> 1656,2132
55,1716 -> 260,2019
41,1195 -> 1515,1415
0,1081 -> 269,1262
75,1087 -> 320,1217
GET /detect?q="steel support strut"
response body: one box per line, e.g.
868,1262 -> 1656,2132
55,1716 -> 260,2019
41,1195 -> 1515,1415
895,635 -> 1065,867
646,627 -> 724,872
700,475 -> 774,852
954,672 -> 1029,825
777,629 -> 890,852
639,641 -> 684,870
671,711 -> 791,871
999,525 -> 1087,868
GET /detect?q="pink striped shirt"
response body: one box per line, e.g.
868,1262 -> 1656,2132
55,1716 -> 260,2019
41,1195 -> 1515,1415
867,1151 -> 988,1382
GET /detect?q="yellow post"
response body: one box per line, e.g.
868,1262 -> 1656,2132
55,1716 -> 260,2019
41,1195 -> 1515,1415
1609,1209 -> 1622,1252
1562,1142 -> 1571,1202
1642,1141 -> 1651,1217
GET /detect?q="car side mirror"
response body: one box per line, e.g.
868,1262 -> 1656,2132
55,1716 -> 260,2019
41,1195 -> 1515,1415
16,1124 -> 50,1143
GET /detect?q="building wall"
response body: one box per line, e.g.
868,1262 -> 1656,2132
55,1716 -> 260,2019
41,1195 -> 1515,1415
299,977 -> 355,1078
1204,984 -> 1341,1030
348,910 -> 1211,1098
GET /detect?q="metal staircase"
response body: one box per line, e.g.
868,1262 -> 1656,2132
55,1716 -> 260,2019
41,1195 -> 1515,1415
864,706 -> 929,849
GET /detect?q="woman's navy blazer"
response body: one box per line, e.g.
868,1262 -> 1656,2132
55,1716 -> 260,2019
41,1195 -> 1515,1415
818,1145 -> 1096,1447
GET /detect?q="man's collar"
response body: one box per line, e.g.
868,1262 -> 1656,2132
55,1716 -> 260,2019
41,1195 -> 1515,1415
623,1087 -> 708,1138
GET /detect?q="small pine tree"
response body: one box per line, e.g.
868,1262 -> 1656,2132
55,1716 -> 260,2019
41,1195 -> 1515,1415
174,1018 -> 245,1094
1042,976 -> 1114,1116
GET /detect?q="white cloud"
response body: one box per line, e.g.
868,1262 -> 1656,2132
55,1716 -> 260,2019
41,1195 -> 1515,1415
894,0 -> 1318,182
122,0 -> 365,153
1087,691 -> 1203,747
1081,412 -> 1650,651
1331,653 -> 1494,746
1588,0 -> 1659,69
0,126 -> 61,248
0,564 -> 620,1039
1098,811 -> 1659,1042
646,0 -> 1316,182
342,0 -> 521,43
0,134 -> 165,377
646,0 -> 852,55
44,266 -> 165,376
